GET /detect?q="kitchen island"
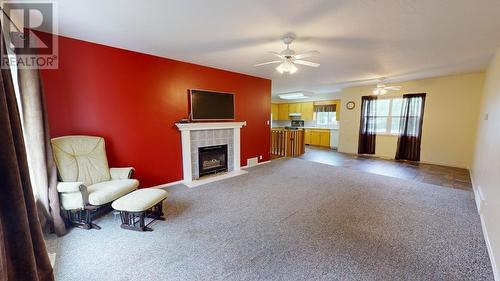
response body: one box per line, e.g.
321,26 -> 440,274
271,128 -> 305,157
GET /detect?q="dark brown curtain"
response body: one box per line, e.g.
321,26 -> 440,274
395,93 -> 426,161
17,58 -> 66,236
0,36 -> 55,281
358,96 -> 377,154
314,104 -> 336,112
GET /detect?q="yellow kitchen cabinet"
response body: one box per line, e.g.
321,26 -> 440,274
320,131 -> 330,146
278,103 -> 289,120
310,131 -> 321,145
301,102 -> 314,120
304,129 -> 311,144
288,103 -> 302,114
309,129 -> 331,147
271,104 -> 279,120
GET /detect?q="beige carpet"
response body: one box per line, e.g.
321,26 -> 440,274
46,158 -> 493,281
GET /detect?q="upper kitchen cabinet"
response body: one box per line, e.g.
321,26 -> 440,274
272,104 -> 279,121
272,100 -> 339,121
278,103 -> 290,120
301,102 -> 314,120
288,103 -> 302,114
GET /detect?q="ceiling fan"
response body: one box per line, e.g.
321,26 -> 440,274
254,34 -> 320,74
373,78 -> 401,95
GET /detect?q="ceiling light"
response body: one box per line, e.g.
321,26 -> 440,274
373,88 -> 387,95
279,92 -> 313,100
276,61 -> 298,74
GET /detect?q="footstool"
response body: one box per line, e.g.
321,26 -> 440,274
111,189 -> 168,231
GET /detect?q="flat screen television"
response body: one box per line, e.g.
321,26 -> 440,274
190,89 -> 235,121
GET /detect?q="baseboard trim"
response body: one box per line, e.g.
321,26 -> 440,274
419,160 -> 468,169
241,160 -> 271,169
470,171 -> 499,281
149,180 -> 184,189
479,212 -> 499,281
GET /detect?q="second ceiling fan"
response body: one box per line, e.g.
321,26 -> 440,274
373,78 -> 402,95
254,34 -> 320,74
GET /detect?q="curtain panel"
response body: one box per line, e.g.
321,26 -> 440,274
314,104 -> 336,112
0,31 -> 55,281
358,96 -> 378,154
395,93 -> 426,161
17,59 -> 67,236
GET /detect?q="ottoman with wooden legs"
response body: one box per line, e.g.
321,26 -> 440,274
111,189 -> 168,231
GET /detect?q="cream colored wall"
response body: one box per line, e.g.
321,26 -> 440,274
339,72 -> 485,168
471,47 -> 500,278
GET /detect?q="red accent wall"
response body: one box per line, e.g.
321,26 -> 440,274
40,34 -> 271,187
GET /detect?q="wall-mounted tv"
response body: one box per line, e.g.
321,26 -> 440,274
190,89 -> 235,121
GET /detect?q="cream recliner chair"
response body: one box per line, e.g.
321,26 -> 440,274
51,136 -> 139,229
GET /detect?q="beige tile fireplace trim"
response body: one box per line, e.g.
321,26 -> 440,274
175,122 -> 247,184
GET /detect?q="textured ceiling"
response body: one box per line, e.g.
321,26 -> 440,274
32,0 -> 500,95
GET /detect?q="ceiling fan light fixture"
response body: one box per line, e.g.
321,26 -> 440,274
256,35 -> 319,74
373,88 -> 387,95
372,78 -> 402,95
276,61 -> 298,74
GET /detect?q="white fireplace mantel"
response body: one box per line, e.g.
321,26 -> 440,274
176,121 -> 246,131
176,122 -> 247,185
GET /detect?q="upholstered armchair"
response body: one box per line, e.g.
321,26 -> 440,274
51,136 -> 139,229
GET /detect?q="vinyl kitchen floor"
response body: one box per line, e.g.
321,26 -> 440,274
291,146 -> 473,191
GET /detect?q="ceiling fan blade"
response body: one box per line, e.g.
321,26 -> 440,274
385,86 -> 401,90
254,60 -> 282,67
294,60 -> 320,67
268,51 -> 284,58
294,50 -> 320,60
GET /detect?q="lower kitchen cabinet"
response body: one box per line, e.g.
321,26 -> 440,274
305,129 -> 330,147
320,132 -> 330,146
304,129 -> 311,144
310,131 -> 321,145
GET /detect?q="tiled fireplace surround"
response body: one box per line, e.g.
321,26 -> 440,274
190,129 -> 234,179
176,122 -> 247,184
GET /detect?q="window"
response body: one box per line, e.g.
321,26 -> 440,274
314,111 -> 337,126
371,97 -> 403,135
313,104 -> 338,127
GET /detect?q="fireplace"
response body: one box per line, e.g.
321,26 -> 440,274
176,122 -> 246,185
198,144 -> 228,177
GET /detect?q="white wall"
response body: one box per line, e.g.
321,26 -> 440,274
339,72 -> 485,168
471,47 -> 500,279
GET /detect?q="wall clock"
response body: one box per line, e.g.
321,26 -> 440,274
346,101 -> 355,110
